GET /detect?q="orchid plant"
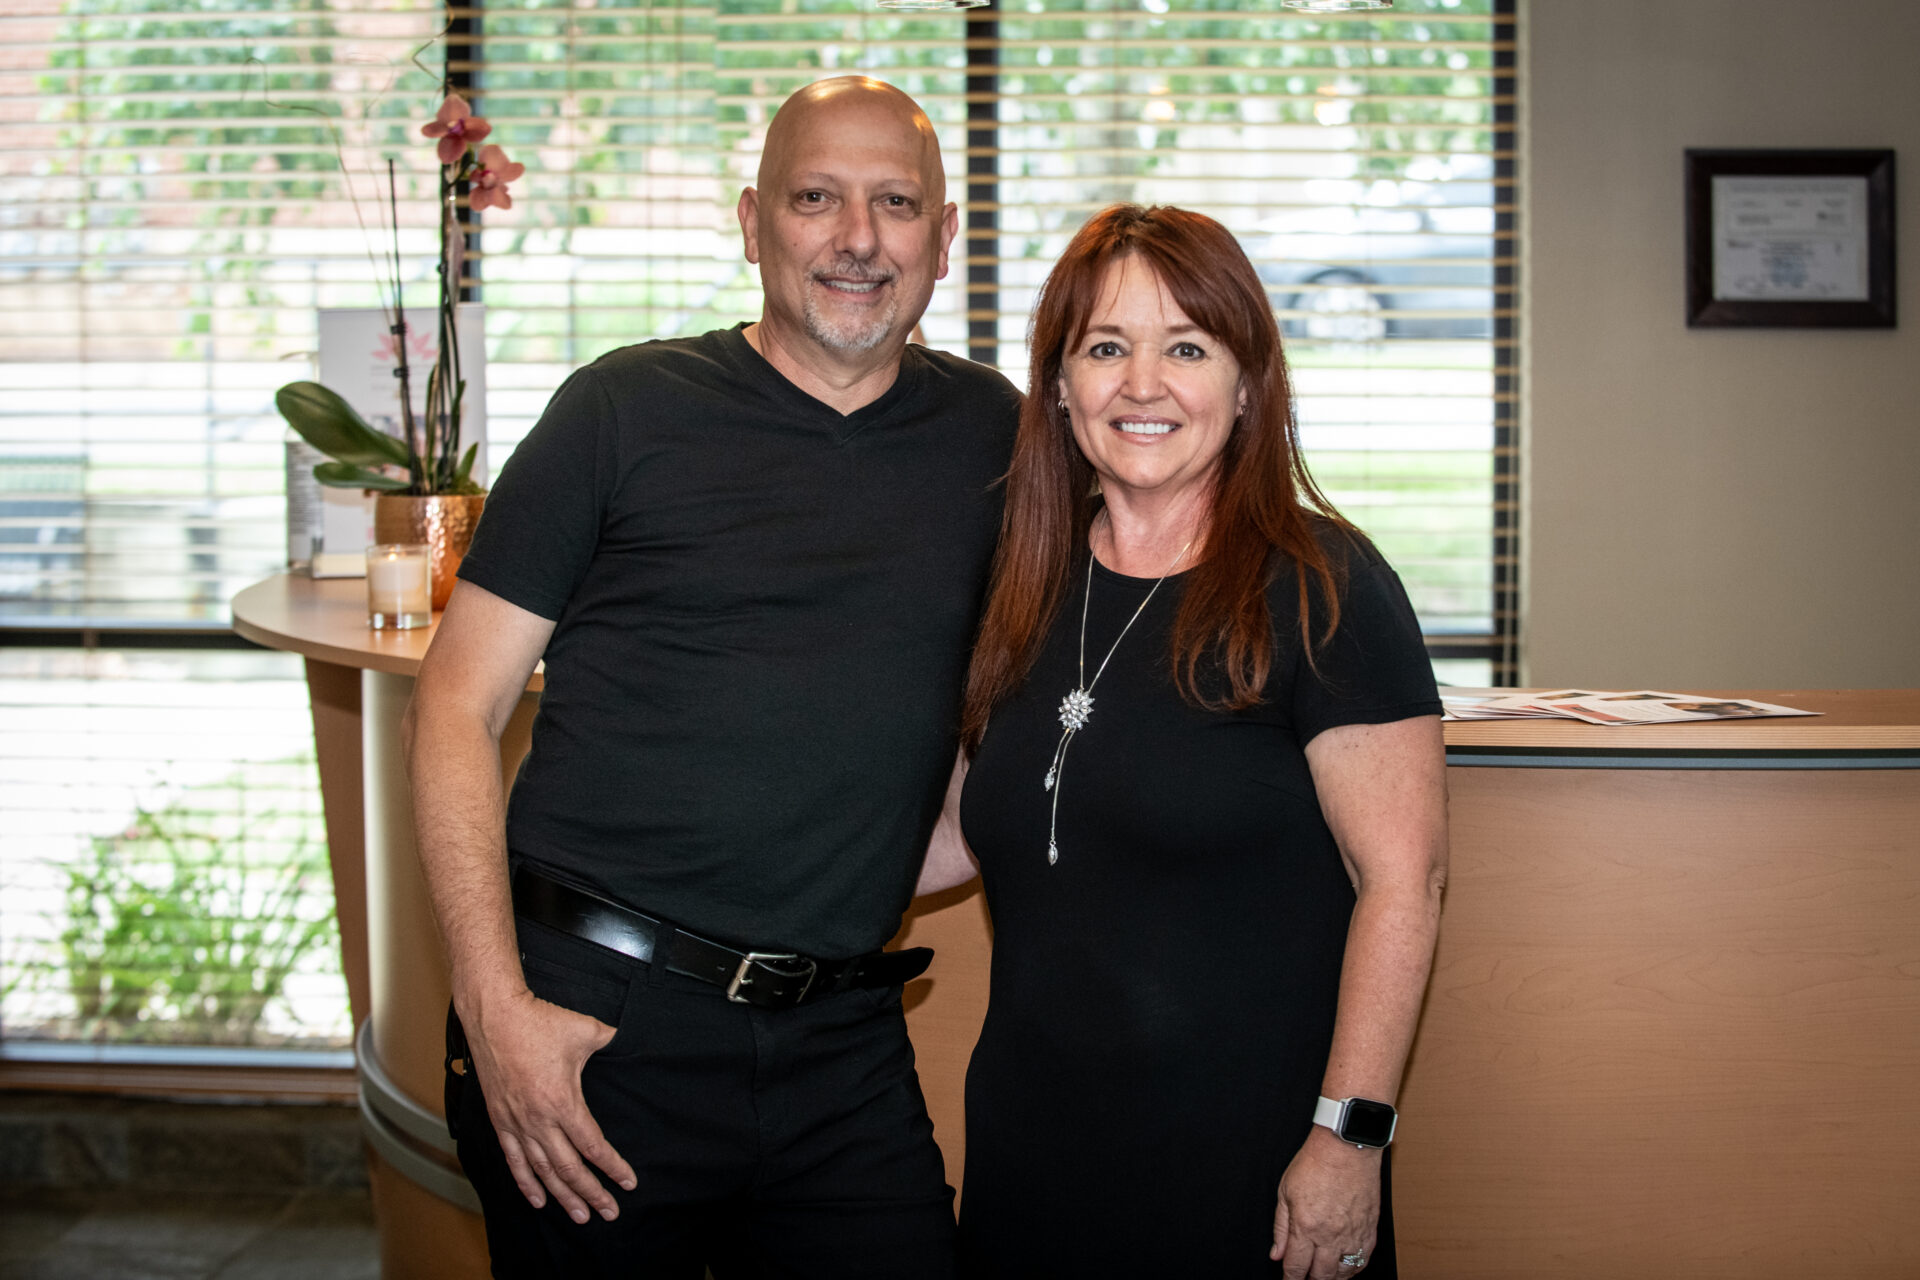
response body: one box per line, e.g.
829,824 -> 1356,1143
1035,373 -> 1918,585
277,89 -> 523,496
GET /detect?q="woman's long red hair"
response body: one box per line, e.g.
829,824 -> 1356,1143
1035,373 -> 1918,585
960,204 -> 1355,754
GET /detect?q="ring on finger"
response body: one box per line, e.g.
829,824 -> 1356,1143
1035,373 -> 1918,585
1339,1253 -> 1367,1269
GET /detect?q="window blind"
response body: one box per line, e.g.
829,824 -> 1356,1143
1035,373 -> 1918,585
951,0 -> 1515,651
3,0 -> 1513,652
475,0 -> 1514,657
1,0 -> 1514,1052
0,0 -> 454,626
0,645 -> 345,1049
0,0 -> 448,1051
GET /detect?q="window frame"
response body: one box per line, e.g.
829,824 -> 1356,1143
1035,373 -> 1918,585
2,0 -> 1522,1090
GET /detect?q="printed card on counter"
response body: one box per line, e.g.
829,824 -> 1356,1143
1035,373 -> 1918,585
1441,689 -> 1819,724
1441,690 -> 1606,720
1537,691 -> 1820,726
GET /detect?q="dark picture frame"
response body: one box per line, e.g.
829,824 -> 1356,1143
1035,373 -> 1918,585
1684,148 -> 1896,328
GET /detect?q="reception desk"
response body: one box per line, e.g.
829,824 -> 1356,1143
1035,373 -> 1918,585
235,573 -> 1920,1279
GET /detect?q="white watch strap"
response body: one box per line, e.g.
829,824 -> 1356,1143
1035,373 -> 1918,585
1313,1094 -> 1346,1131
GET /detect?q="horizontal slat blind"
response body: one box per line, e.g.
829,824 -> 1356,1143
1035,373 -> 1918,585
480,0 -> 1509,644
963,0 -> 1507,638
0,646 -> 346,1048
0,0 -> 450,626
1,0 -> 1512,1053
0,0 -> 442,1050
3,0 -> 1508,642
469,0 -> 978,455
462,0 -> 728,456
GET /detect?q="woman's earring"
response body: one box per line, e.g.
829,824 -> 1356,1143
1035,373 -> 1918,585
1057,398 -> 1070,415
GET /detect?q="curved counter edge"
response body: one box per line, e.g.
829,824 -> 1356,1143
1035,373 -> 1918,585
355,1019 -> 479,1214
231,573 -> 1920,1280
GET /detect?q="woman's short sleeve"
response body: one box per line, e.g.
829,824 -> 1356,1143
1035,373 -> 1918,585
455,366 -> 616,621
1286,552 -> 1442,746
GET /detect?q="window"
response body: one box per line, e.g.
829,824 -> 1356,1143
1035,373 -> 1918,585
1,0 -> 1515,1053
478,0 -> 1517,676
0,645 -> 343,1054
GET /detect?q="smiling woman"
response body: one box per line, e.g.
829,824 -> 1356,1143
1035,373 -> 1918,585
1059,254 -> 1249,542
951,205 -> 1447,1278
966,205 -> 1357,722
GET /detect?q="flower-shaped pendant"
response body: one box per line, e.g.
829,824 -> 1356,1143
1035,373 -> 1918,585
1057,688 -> 1094,731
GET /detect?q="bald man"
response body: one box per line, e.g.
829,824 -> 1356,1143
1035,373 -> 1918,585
404,78 -> 1019,1277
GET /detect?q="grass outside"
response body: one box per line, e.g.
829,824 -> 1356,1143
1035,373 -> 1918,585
1,648 -> 350,1050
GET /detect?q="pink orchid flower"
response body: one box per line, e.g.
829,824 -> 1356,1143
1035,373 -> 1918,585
421,94 -> 491,166
469,144 -> 526,212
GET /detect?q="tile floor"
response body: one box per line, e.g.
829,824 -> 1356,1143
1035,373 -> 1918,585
2,1092 -> 378,1279
0,1185 -> 378,1280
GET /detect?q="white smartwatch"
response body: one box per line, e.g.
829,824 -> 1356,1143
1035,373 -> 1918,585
1314,1094 -> 1398,1149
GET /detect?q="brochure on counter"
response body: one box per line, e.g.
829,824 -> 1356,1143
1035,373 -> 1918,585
1441,689 -> 1820,726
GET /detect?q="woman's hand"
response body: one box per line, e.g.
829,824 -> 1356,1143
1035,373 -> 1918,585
1269,1126 -> 1382,1279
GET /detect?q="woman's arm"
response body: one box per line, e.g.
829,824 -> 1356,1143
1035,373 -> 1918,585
1271,714 -> 1448,1278
913,750 -> 981,895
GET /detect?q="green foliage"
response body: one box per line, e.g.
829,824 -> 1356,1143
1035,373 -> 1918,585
60,786 -> 337,1045
455,443 -> 479,490
313,460 -> 412,492
276,381 -> 414,488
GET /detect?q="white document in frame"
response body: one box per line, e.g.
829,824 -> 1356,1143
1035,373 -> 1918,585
1712,175 -> 1870,302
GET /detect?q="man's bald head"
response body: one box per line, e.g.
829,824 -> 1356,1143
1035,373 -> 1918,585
757,77 -> 946,210
737,77 -> 958,395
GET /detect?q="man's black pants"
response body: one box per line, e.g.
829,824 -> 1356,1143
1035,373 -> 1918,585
446,915 -> 956,1279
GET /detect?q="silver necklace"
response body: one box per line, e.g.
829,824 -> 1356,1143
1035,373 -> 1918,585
1043,533 -> 1193,865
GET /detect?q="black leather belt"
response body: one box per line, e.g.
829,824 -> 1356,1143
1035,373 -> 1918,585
510,866 -> 932,1011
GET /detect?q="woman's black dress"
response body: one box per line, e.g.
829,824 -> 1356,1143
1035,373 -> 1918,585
956,536 -> 1440,1278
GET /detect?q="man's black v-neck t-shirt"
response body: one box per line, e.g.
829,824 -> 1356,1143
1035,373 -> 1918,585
457,325 -> 1020,958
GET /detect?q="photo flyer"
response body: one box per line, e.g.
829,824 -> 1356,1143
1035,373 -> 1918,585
1441,689 -> 1819,725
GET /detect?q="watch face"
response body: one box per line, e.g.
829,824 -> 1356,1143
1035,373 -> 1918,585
1341,1098 -> 1397,1147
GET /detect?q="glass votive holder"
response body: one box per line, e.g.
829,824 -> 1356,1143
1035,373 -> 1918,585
366,543 -> 432,630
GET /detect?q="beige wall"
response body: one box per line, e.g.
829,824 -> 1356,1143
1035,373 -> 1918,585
1521,0 -> 1920,689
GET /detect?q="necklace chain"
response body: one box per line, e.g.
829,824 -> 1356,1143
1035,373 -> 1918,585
1044,531 -> 1193,866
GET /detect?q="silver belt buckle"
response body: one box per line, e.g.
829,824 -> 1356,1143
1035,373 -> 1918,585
726,952 -> 818,1005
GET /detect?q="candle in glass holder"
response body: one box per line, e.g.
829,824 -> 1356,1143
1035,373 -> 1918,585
366,543 -> 432,630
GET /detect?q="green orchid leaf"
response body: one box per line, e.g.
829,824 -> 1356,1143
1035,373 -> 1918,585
277,382 -> 411,469
313,460 -> 411,491
453,443 -> 477,488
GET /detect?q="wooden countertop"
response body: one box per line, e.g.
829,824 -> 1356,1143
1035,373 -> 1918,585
231,573 -> 546,690
233,574 -> 1917,754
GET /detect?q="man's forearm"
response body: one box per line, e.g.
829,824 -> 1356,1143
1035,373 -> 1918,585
405,685 -> 639,1222
403,696 -> 527,1019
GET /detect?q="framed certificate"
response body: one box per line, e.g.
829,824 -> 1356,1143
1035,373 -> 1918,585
1684,149 -> 1895,328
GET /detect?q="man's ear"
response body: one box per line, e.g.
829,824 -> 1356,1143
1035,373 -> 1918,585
934,201 -> 959,281
738,187 -> 762,264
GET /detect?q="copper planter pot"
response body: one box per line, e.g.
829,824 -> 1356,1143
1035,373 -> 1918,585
373,493 -> 486,611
